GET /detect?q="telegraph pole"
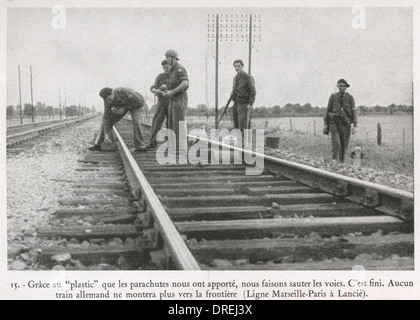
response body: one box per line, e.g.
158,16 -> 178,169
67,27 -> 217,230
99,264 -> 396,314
205,49 -> 209,107
208,13 -> 261,128
412,80 -> 414,107
30,66 -> 34,122
59,88 -> 62,120
248,14 -> 252,75
18,65 -> 23,124
215,14 -> 219,129
64,88 -> 67,118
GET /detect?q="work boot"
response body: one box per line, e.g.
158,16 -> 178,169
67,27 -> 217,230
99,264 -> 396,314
131,147 -> 147,153
88,145 -> 102,151
146,144 -> 156,150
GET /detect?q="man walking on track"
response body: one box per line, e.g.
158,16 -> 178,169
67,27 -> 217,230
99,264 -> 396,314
162,49 -> 189,153
323,79 -> 357,162
88,87 -> 147,152
230,59 -> 256,144
147,59 -> 171,149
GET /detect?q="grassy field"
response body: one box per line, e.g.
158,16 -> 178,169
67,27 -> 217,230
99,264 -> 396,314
186,114 -> 414,176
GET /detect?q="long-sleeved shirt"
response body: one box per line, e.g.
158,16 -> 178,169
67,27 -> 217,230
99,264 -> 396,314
230,70 -> 256,106
323,92 -> 357,127
103,87 -> 145,118
150,72 -> 170,102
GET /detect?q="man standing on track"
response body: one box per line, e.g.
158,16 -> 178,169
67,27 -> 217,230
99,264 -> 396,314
147,59 -> 171,149
88,87 -> 147,152
230,59 -> 256,145
162,49 -> 189,154
323,79 -> 357,162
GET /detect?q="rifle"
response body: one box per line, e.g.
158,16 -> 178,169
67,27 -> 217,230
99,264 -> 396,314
217,97 -> 233,126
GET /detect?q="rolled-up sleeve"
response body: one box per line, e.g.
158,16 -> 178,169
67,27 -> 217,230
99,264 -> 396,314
150,74 -> 161,93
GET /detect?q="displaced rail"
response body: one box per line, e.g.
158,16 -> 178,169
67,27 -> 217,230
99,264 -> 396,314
34,117 -> 413,270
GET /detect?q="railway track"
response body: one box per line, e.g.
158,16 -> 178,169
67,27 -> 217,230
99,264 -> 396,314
7,118 -> 67,135
34,118 -> 414,270
7,116 -> 95,149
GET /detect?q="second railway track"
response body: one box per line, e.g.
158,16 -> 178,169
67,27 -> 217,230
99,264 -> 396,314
7,116 -> 95,150
34,117 -> 414,270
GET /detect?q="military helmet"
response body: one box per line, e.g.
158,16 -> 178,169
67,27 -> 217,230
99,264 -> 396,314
165,49 -> 179,60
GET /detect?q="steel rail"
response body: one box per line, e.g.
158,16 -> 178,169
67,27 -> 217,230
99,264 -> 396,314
112,125 -> 201,270
7,116 -> 95,146
139,120 -> 413,221
186,132 -> 414,221
7,118 -> 64,132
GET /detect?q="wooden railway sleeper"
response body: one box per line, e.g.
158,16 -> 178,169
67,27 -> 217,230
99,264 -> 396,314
142,222 -> 162,251
134,210 -> 154,230
267,161 -> 413,222
363,190 -> 379,207
399,200 -> 414,222
333,181 -> 348,197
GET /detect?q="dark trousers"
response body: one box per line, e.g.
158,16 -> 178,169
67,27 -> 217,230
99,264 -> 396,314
167,93 -> 187,152
329,120 -> 351,162
149,99 -> 169,146
232,102 -> 252,146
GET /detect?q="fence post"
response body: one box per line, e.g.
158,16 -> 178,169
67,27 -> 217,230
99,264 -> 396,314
313,120 -> 316,136
403,128 -> 405,147
290,119 -> 293,132
377,123 -> 382,146
353,146 -> 362,167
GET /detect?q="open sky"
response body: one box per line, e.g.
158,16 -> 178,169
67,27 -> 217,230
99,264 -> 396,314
6,6 -> 413,112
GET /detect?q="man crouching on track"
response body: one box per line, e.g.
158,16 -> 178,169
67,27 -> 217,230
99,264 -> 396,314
88,87 -> 147,152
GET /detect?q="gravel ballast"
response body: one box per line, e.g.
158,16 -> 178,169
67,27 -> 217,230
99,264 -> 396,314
7,117 -> 101,270
264,147 -> 414,193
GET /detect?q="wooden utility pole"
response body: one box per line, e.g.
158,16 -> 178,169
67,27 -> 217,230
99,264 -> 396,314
248,14 -> 252,75
64,88 -> 67,118
18,65 -> 23,124
205,48 -> 209,107
207,13 -> 261,129
30,66 -> 34,122
215,13 -> 219,129
59,88 -> 62,120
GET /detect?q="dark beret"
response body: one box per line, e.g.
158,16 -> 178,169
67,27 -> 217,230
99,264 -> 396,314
337,79 -> 350,87
99,87 -> 113,99
233,59 -> 244,67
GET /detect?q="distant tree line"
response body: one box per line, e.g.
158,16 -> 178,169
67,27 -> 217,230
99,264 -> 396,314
174,103 -> 413,118
6,103 -> 97,120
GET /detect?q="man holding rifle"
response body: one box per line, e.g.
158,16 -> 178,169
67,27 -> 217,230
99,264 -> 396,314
227,59 -> 256,143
